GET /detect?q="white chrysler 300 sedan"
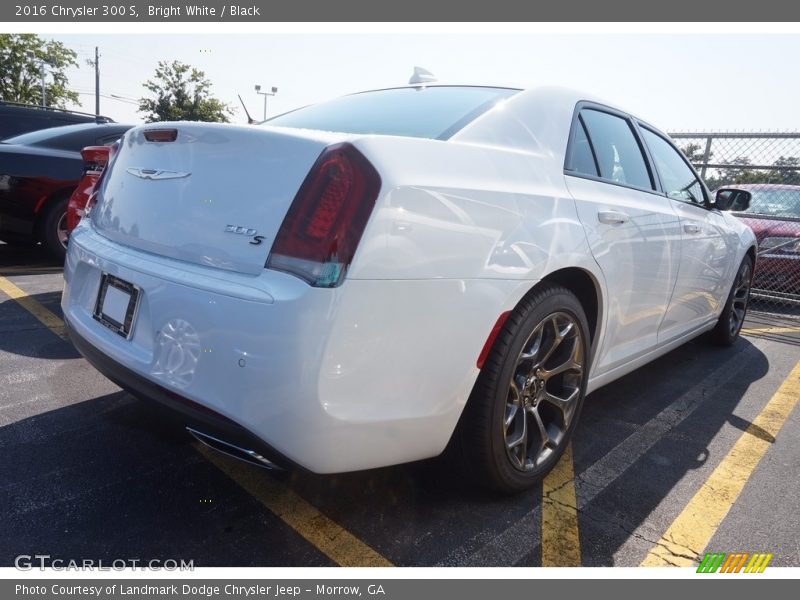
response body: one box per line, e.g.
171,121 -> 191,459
62,85 -> 756,492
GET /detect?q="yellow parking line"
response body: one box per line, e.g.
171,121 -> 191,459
196,444 -> 394,567
741,325 -> 800,336
541,443 -> 581,566
640,359 -> 800,567
0,275 -> 67,340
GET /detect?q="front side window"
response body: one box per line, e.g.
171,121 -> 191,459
577,109 -> 653,190
641,128 -> 706,206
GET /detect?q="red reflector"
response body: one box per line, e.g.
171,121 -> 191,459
80,145 -> 110,166
267,143 -> 381,287
477,311 -> 511,369
144,128 -> 178,142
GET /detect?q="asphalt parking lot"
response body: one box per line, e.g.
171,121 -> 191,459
1,242 -> 799,568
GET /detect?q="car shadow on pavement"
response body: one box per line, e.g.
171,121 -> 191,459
0,291 -> 78,360
0,386 -> 531,567
0,243 -> 62,274
0,332 -> 775,567
573,335 -> 772,566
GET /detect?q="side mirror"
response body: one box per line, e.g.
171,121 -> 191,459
714,188 -> 752,212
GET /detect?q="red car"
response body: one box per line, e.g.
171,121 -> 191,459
0,123 -> 130,258
729,184 -> 800,297
65,144 -> 115,234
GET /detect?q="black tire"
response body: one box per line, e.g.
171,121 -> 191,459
710,255 -> 753,346
450,283 -> 590,494
38,194 -> 69,261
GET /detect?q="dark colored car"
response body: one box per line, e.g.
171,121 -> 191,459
0,101 -> 114,140
728,184 -> 800,296
0,122 -> 132,259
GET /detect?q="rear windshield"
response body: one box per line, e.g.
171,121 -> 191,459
265,86 -> 519,140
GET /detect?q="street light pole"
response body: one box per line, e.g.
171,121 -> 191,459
254,84 -> 278,121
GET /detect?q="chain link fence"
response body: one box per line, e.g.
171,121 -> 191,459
670,132 -> 800,321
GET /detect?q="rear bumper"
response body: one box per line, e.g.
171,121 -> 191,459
65,316 -> 300,471
63,224 -> 529,473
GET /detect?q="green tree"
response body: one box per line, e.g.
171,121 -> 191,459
138,60 -> 232,123
0,34 -> 79,108
773,156 -> 800,186
705,156 -> 784,188
679,142 -> 709,165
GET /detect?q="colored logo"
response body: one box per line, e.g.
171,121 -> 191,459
697,552 -> 773,573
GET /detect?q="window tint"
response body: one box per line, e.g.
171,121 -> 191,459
266,86 -> 519,140
579,109 -> 653,190
570,117 -> 599,177
641,128 -> 706,205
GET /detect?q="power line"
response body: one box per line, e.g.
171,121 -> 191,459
74,92 -> 138,105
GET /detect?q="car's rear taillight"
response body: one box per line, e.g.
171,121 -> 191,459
267,143 -> 381,287
80,145 -> 111,167
84,141 -> 120,218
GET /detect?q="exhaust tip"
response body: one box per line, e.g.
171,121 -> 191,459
187,427 -> 280,470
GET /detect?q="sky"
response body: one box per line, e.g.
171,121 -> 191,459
45,33 -> 800,133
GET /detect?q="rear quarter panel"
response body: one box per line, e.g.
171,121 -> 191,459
347,135 -> 598,283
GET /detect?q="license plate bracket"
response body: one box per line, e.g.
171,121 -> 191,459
93,273 -> 140,339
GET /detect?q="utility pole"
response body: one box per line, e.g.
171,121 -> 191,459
41,62 -> 46,107
94,47 -> 100,116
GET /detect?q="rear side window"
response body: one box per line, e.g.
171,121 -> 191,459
265,86 -> 519,140
640,128 -> 706,206
570,116 -> 599,177
574,109 -> 653,190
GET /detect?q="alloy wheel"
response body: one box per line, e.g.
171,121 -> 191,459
56,212 -> 69,249
503,311 -> 585,471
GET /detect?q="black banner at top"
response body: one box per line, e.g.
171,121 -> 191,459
3,0 -> 800,22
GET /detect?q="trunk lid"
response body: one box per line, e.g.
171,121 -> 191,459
92,122 -> 342,275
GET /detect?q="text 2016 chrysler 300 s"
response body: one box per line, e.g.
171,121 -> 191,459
61,86 -> 756,492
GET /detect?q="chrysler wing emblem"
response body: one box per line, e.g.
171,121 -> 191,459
127,167 -> 190,180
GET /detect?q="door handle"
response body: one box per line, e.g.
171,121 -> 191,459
684,223 -> 702,234
597,210 -> 630,225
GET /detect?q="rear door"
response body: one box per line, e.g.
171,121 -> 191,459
638,126 -> 735,341
564,105 -> 682,375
